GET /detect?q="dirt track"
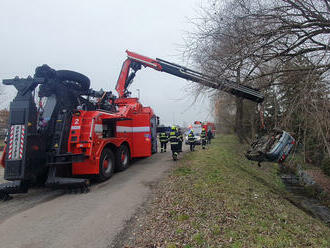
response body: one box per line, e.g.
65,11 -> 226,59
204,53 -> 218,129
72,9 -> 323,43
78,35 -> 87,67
0,149 -> 184,248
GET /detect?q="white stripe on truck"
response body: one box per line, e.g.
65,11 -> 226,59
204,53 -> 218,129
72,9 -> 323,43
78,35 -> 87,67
116,126 -> 150,133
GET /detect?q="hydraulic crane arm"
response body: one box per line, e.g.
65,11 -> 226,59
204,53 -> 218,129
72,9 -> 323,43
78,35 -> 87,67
116,50 -> 264,103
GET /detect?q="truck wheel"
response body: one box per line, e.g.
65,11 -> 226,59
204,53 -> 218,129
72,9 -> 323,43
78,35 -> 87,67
56,70 -> 90,91
98,148 -> 115,181
115,144 -> 130,172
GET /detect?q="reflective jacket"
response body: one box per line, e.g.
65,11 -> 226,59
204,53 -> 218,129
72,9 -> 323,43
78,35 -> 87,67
159,132 -> 168,143
169,131 -> 179,145
188,133 -> 196,143
201,130 -> 206,140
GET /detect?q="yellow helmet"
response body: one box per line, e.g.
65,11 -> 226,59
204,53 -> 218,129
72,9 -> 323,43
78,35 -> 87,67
202,128 -> 205,131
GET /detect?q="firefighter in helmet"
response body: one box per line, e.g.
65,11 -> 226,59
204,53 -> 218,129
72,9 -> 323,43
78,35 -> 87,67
201,127 -> 207,149
159,131 -> 168,152
169,126 -> 180,157
188,129 -> 196,151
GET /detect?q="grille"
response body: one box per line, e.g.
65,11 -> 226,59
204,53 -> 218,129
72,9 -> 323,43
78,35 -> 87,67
4,162 -> 22,179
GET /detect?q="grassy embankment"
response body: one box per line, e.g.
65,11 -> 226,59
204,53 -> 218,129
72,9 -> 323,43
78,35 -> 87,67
126,135 -> 330,248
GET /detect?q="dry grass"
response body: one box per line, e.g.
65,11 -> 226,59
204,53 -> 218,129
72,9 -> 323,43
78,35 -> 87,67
124,135 -> 330,248
306,169 -> 330,194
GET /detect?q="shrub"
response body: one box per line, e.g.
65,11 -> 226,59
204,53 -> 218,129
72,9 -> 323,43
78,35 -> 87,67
321,156 -> 330,176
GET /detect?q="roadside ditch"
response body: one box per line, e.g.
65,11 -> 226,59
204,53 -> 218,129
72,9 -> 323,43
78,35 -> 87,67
280,164 -> 330,225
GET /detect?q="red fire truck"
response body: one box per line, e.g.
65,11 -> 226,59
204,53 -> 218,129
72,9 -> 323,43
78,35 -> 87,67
0,50 -> 263,199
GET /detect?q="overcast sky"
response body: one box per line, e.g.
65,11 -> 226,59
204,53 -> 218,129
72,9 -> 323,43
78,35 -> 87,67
0,0 -> 213,126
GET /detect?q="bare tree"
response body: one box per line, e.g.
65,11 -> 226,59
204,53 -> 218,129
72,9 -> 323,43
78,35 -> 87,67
185,0 -> 330,161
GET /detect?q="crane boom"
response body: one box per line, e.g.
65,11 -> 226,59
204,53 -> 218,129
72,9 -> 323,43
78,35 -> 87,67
116,50 -> 264,103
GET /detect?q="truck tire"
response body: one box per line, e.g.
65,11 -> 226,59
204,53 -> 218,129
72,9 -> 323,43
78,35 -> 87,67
35,65 -> 90,92
98,148 -> 115,181
115,144 -> 130,172
56,70 -> 90,92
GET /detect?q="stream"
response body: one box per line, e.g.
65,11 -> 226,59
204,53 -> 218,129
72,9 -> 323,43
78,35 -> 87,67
281,174 -> 330,226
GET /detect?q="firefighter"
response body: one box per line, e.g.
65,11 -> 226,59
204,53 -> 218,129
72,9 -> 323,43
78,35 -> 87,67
188,130 -> 196,151
201,128 -> 207,149
178,128 -> 183,152
159,132 -> 168,152
169,126 -> 180,159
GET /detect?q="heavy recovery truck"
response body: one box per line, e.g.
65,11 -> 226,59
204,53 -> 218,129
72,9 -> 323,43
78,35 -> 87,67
0,50 -> 264,200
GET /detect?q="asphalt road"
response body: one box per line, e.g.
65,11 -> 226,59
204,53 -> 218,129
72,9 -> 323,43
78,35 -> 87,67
0,148 -> 184,248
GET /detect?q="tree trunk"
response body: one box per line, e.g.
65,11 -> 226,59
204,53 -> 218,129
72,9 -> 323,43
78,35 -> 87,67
235,97 -> 244,143
250,105 -> 257,139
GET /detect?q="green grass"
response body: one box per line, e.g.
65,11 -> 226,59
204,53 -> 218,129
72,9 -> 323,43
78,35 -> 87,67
128,135 -> 330,247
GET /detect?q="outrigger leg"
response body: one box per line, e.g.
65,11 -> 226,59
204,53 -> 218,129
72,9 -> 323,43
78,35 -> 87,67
0,180 -> 28,201
45,167 -> 90,193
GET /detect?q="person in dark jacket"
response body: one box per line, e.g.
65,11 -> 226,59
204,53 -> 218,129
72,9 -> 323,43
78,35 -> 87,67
207,129 -> 213,144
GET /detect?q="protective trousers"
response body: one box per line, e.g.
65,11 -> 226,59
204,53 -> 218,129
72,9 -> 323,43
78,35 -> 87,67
201,138 -> 206,149
189,141 -> 195,151
160,142 -> 167,152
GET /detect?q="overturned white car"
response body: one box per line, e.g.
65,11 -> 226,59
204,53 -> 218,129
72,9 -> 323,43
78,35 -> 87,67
245,129 -> 295,165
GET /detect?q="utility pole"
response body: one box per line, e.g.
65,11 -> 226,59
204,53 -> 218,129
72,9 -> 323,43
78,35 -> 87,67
136,89 -> 140,99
